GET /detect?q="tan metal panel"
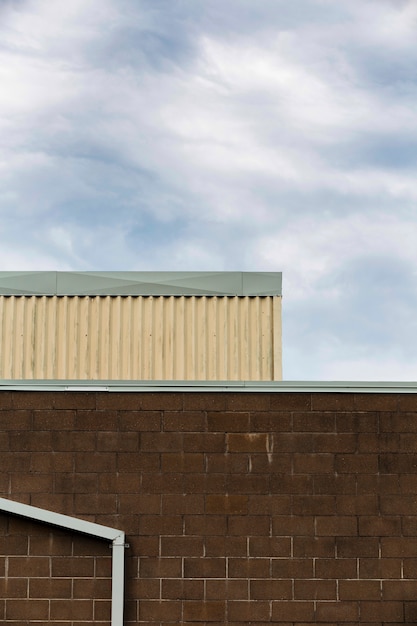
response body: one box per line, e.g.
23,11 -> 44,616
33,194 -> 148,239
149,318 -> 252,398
0,295 -> 282,381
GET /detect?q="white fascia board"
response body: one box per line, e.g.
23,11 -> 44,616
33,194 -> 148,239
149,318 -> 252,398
0,496 -> 123,541
0,497 -> 125,626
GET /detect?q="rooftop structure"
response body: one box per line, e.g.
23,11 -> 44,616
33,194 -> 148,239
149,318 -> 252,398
0,271 -> 282,381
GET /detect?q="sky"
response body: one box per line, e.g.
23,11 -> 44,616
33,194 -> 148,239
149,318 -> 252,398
0,0 -> 416,381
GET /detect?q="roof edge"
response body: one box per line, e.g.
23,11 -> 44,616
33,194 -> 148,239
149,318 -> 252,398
0,380 -> 417,393
0,271 -> 282,296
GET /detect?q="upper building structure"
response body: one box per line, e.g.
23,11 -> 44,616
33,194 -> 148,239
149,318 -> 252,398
0,271 -> 282,381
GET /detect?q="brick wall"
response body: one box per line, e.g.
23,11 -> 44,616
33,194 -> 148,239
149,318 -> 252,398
1,390 -> 417,625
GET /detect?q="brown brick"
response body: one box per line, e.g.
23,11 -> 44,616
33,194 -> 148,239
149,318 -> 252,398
206,495 -> 248,515
9,431 -> 52,451
314,474 -> 356,495
51,556 -> 95,577
96,392 -> 140,410
250,411 -> 292,432
162,494 -> 204,515
312,393 -> 355,410
273,432 -> 313,452
336,494 -> 379,515
293,537 -> 335,558
359,516 -> 401,536
272,558 -> 314,578
315,558 -> 357,578
139,515 -> 182,536
314,433 -> 357,452
12,391 -> 55,410
119,413 -> 161,435
8,556 -> 50,577
0,536 -> 28,555
140,393 -> 183,411
227,433 -> 270,453
162,452 -> 204,473
98,473 -> 141,493
383,580 -> 417,600
360,601 -> 403,622
272,515 -> 315,536
271,600 -> 314,621
271,473 -> 313,494
339,580 -> 381,600
380,495 -> 417,515
228,558 -> 270,578
205,536 -> 247,557
207,411 -> 250,432
139,557 -> 182,578
184,515 -> 227,536
75,452 -> 116,472
294,579 -> 337,600
360,558 -> 401,578
183,393 -> 227,411
73,577 -> 112,598
248,495 -> 291,515
96,431 -> 139,451
248,454 -> 291,475
405,601 -> 417,622
336,411 -> 378,432
337,537 -> 379,557
206,453 -> 249,474
398,394 -> 417,411
161,536 -> 203,557
316,516 -> 357,536
184,557 -> 226,578
206,579 -> 248,600
337,453 -> 379,473
32,451 -> 73,472
228,516 -> 270,536
5,599 -> 49,620
0,391 -> 12,409
183,600 -> 225,622
292,495 -> 336,515
227,474 -> 269,494
250,579 -> 291,600
402,516 -> 417,535
162,578 -> 204,600
10,474 -> 53,493
0,578 -> 27,597
249,537 -> 291,557
139,600 -> 182,621
381,411 -> 417,432
29,534 -> 72,556
183,433 -> 225,452
293,411 -> 335,432
33,409 -> 76,430
29,578 -> 72,598
228,600 -> 270,621
316,601 -> 359,621
382,537 -> 417,557
164,410 -> 206,431
354,393 -> 399,411
52,430 -> 96,451
117,452 -> 160,472
294,453 -> 334,474
74,494 -> 116,515
0,410 -> 32,429
94,599 -> 111,621
75,409 -> 118,430
270,393 -> 311,411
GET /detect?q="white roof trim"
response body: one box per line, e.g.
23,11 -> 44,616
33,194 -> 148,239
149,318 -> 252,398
0,497 -> 125,626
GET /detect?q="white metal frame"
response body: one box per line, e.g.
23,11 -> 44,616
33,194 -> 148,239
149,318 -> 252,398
0,497 -> 126,626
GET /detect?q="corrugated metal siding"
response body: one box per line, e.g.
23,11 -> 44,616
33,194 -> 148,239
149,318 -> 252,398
0,295 -> 282,380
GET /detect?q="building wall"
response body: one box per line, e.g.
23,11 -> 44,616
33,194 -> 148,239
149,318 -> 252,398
0,295 -> 282,380
1,390 -> 417,624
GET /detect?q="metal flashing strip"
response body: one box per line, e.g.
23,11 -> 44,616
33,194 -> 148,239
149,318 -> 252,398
0,380 -> 417,393
0,497 -> 125,626
0,271 -> 282,296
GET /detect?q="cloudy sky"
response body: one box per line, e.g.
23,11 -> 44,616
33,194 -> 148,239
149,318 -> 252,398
1,0 -> 416,381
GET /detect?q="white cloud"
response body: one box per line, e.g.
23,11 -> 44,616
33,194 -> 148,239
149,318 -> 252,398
0,0 -> 416,379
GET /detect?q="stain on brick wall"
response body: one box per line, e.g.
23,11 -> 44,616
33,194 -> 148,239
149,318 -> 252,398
1,390 -> 417,624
